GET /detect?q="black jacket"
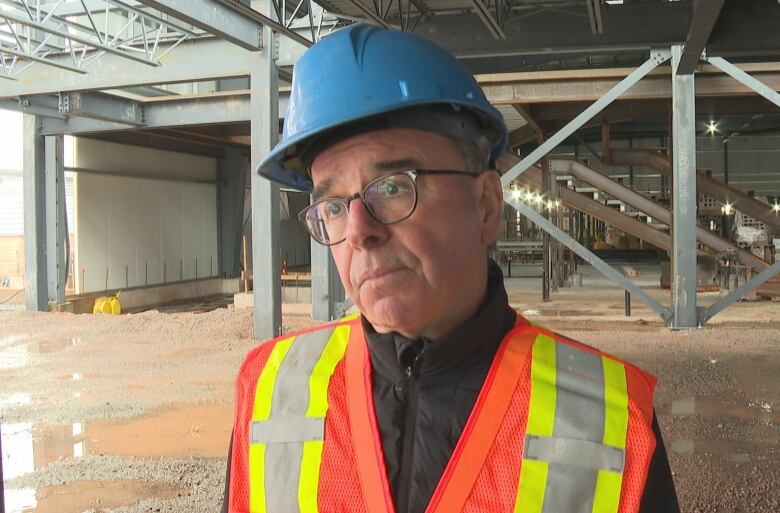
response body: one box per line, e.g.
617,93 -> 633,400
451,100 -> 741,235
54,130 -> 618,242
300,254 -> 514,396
222,263 -> 679,513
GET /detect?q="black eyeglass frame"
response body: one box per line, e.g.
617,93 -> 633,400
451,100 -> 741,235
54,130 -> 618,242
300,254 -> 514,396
299,169 -> 480,246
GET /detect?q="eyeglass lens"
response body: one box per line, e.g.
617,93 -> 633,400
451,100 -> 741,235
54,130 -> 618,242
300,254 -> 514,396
303,172 -> 417,245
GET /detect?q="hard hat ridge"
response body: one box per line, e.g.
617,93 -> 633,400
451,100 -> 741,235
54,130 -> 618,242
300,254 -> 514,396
257,23 -> 509,192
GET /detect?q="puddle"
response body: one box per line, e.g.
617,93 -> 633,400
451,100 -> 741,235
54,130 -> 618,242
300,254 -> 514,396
657,396 -> 779,425
0,400 -> 233,480
0,337 -> 78,369
4,479 -> 183,513
0,392 -> 31,408
27,337 -> 80,354
87,400 -> 233,458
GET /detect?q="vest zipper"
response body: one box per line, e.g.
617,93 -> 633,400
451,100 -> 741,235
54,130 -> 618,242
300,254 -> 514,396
397,353 -> 422,513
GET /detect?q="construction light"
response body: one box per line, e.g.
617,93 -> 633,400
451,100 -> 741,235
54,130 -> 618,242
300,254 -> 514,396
772,202 -> 780,213
706,120 -> 719,135
721,202 -> 734,215
534,194 -> 544,206
545,200 -> 554,211
554,200 -> 561,208
525,191 -> 535,202
512,188 -> 522,200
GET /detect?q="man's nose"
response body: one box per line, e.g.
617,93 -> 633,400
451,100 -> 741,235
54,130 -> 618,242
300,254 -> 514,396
344,198 -> 389,249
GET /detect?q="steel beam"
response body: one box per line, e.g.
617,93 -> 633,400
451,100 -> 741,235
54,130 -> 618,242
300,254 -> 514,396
554,158 -> 767,270
504,193 -> 673,323
217,148 -> 249,277
413,3 -> 690,59
499,49 -> 670,187
671,45 -> 698,329
341,0 -> 392,28
213,0 -> 313,47
250,0 -> 281,339
0,95 -> 66,119
677,0 -> 725,75
0,38 -> 249,98
480,63 -> 780,105
498,152 -> 672,253
0,44 -> 87,74
611,148 -> 780,234
699,260 -> 780,325
59,92 -> 145,125
22,115 -> 48,311
585,0 -> 603,35
311,241 -> 344,321
44,135 -> 66,304
137,0 -> 262,51
0,10 -> 159,67
469,0 -> 506,40
39,90 -> 290,134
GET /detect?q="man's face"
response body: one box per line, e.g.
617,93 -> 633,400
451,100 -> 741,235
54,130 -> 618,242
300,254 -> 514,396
310,128 -> 503,340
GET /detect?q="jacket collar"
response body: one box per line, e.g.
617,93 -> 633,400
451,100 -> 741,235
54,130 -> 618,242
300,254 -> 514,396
362,260 -> 516,385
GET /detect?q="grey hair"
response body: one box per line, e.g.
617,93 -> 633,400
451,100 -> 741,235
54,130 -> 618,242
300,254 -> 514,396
456,137 -> 492,174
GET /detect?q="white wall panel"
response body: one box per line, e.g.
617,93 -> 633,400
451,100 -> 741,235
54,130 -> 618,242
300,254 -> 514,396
160,181 -> 184,283
134,181 -> 162,286
75,139 -> 218,293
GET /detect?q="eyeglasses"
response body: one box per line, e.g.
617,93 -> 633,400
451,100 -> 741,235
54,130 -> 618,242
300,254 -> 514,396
299,169 -> 479,246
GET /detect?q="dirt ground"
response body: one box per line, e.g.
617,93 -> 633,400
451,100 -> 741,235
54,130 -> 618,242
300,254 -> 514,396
1,267 -> 779,512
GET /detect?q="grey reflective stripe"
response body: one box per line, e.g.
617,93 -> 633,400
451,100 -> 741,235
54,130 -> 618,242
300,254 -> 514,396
524,434 -> 625,473
532,339 -> 621,513
251,417 -> 325,444
254,327 -> 335,513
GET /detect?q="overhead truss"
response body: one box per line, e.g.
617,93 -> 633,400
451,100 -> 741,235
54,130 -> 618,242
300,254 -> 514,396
0,0 -> 195,79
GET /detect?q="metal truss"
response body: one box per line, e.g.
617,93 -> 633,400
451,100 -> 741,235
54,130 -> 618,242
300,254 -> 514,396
340,0 -> 426,32
0,0 -> 194,80
470,0 -> 511,40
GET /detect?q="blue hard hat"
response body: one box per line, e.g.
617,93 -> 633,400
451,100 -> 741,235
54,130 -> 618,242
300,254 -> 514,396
257,24 -> 508,192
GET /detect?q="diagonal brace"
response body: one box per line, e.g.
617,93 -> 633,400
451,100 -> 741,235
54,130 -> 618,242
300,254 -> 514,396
500,49 -> 671,188
504,193 -> 674,323
699,260 -> 780,325
706,56 -> 780,109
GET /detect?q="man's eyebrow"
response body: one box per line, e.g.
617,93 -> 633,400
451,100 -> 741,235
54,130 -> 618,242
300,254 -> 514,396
312,158 -> 420,201
312,176 -> 336,202
371,157 -> 420,172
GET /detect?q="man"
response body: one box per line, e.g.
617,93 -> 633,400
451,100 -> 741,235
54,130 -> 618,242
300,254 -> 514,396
223,24 -> 678,513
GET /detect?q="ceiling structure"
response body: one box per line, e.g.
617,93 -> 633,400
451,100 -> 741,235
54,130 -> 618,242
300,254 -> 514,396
3,0 -> 780,154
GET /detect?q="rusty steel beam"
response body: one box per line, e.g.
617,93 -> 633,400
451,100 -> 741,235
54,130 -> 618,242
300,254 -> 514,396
611,148 -> 780,233
497,152 -> 672,252
552,158 -> 768,270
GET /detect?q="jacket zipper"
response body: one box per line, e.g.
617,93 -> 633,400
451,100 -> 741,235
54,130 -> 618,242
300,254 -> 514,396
396,353 -> 422,513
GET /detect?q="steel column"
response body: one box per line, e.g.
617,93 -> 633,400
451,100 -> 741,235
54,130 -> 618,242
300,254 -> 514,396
671,45 -> 699,329
44,135 -> 67,304
217,148 -> 249,278
311,242 -> 345,321
250,0 -> 282,339
22,115 -> 48,311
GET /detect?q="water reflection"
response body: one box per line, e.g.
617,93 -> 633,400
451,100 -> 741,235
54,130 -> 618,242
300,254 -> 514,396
657,396 -> 778,425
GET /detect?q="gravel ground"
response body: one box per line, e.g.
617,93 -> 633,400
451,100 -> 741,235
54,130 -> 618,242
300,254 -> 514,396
1,307 -> 778,512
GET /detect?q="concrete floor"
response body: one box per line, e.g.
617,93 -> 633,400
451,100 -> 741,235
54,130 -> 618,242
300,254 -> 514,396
1,264 -> 778,512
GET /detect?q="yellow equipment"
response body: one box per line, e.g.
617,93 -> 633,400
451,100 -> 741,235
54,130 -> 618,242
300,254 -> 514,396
93,291 -> 122,315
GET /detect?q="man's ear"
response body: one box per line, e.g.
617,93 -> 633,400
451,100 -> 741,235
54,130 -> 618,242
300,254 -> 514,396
479,170 -> 504,246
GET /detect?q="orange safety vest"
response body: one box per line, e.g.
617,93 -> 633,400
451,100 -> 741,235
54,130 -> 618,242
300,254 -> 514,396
227,313 -> 657,513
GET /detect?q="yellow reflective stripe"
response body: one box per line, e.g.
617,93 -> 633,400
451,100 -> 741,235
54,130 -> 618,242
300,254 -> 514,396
249,442 -> 266,513
513,334 -> 557,513
299,440 -> 325,513
339,312 -> 360,322
526,334 -> 557,437
592,470 -> 623,513
593,357 -> 629,513
513,459 -> 549,513
601,357 -> 629,449
252,336 -> 294,421
306,324 -> 350,418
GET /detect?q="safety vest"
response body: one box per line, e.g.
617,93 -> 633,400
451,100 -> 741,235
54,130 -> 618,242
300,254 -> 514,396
227,313 -> 657,513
